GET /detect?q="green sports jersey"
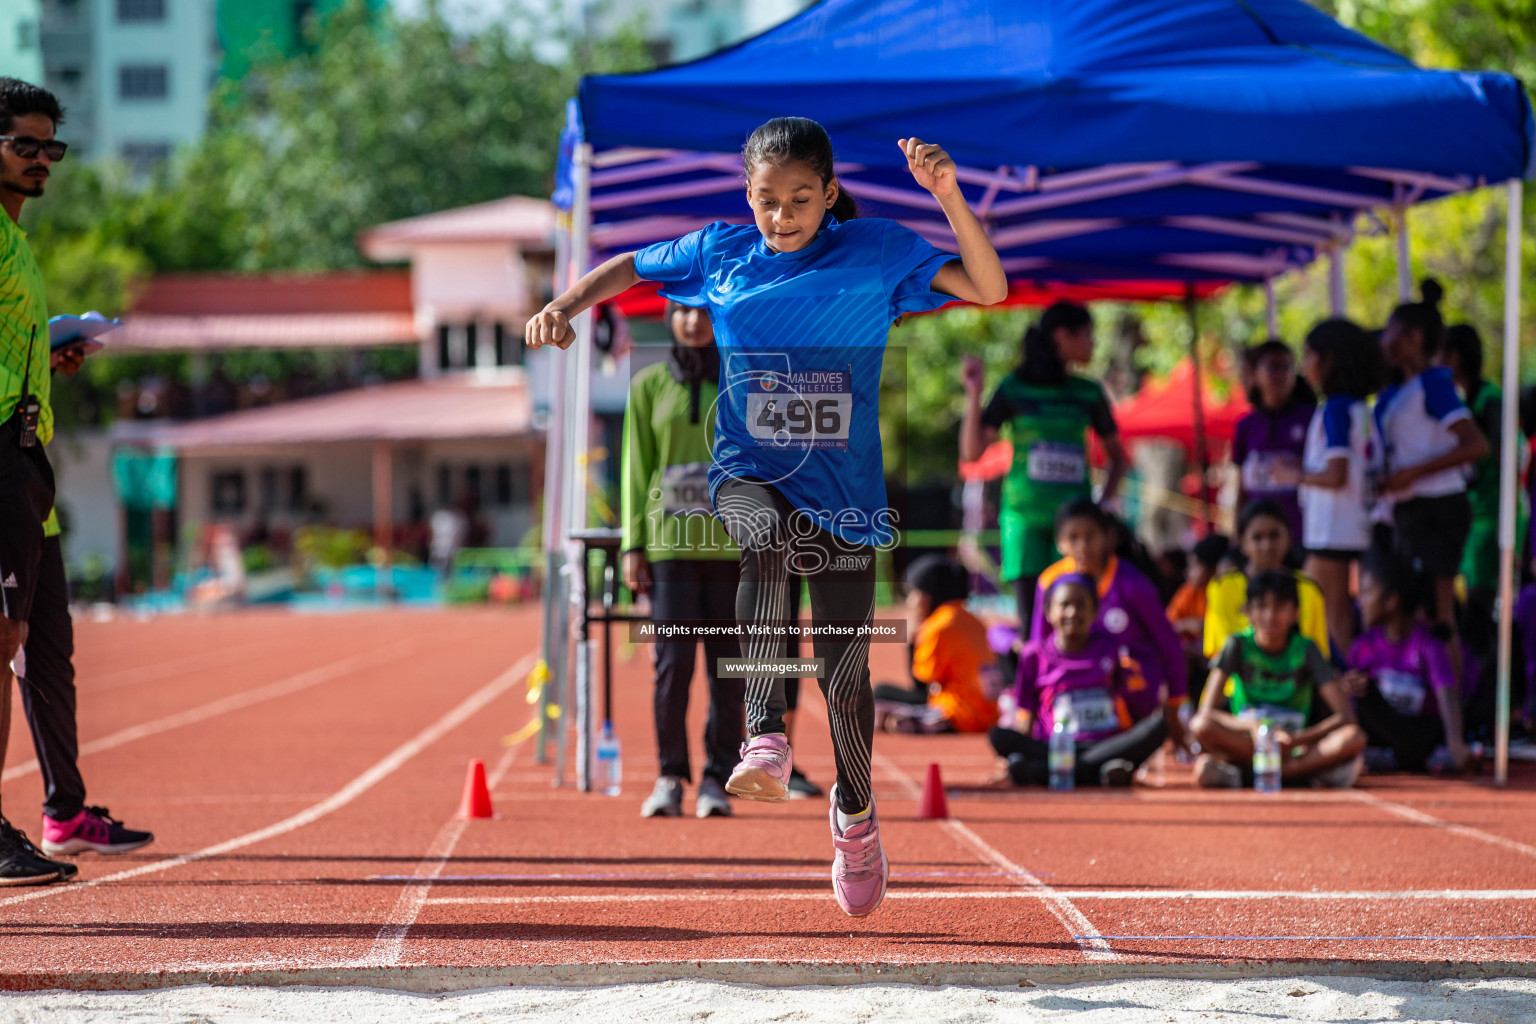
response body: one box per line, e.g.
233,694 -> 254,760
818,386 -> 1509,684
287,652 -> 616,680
1212,629 -> 1333,718
983,372 -> 1117,528
0,214 -> 50,446
621,357 -> 738,561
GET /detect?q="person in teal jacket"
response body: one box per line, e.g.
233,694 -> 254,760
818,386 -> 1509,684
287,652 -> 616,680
622,301 -> 743,820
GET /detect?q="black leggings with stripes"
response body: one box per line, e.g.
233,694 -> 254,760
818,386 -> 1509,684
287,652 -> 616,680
716,477 -> 877,815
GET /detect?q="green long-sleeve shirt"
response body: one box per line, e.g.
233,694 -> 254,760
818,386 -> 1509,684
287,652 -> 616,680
621,358 -> 737,561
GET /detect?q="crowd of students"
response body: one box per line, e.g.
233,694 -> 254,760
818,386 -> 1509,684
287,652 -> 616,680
888,281 -> 1524,791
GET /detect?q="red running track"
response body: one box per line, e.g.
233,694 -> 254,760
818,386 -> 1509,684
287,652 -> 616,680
2,606 -> 1535,991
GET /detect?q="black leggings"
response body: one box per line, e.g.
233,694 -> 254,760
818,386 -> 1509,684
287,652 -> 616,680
1356,685 -> 1445,772
716,477 -> 877,814
989,711 -> 1168,787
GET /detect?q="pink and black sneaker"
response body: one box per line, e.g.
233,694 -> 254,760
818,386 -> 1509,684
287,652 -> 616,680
41,807 -> 154,856
828,785 -> 888,917
725,733 -> 793,803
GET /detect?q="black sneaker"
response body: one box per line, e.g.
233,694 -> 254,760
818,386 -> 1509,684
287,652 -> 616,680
1098,758 -> 1136,788
0,818 -> 65,886
786,767 -> 823,799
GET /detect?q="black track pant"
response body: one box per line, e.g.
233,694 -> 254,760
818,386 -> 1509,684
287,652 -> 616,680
1355,685 -> 1445,772
20,536 -> 86,821
648,558 -> 745,785
989,711 -> 1168,787
716,477 -> 877,815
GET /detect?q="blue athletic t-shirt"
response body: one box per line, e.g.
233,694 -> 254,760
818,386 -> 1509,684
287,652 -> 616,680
633,214 -> 957,546
1374,366 -> 1471,500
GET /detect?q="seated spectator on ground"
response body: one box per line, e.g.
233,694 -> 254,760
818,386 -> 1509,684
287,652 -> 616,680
1344,546 -> 1472,773
1204,500 -> 1330,662
1168,534 -> 1230,704
1033,501 -> 1187,716
873,555 -> 997,734
1232,339 -> 1317,546
1191,572 -> 1365,789
1169,535 -> 1231,651
990,574 -> 1170,787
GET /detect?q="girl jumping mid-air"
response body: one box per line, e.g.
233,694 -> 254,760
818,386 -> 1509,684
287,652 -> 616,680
526,117 -> 1006,916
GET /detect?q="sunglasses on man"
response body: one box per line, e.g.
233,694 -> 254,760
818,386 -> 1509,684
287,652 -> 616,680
0,136 -> 68,161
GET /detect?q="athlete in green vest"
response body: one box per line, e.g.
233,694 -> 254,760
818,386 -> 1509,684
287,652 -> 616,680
1439,324 -> 1526,652
960,301 -> 1127,627
621,302 -> 744,820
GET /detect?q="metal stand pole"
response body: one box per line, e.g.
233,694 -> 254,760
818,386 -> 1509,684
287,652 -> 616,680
1495,178 -> 1523,787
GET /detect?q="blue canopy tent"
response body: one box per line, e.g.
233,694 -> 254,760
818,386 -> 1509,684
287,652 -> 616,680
541,0 -> 1533,785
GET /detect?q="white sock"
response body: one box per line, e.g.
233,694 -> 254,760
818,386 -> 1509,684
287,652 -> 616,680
835,803 -> 872,829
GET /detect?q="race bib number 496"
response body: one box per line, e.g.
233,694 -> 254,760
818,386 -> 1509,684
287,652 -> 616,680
745,370 -> 851,450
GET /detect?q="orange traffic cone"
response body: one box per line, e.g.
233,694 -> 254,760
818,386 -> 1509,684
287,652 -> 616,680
455,758 -> 495,820
917,762 -> 948,820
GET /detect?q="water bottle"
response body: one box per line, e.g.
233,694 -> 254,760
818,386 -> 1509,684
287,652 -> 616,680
596,720 -> 623,796
1048,699 -> 1076,792
1175,701 -> 1197,764
1253,718 -> 1281,793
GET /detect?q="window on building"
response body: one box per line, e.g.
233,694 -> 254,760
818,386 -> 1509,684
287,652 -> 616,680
17,19 -> 37,50
494,323 -> 522,367
57,67 -> 83,91
212,470 -> 246,515
436,325 -> 451,373
288,466 -> 308,511
121,142 -> 171,173
259,467 -> 279,512
464,323 -> 479,368
494,464 -> 512,507
292,1 -> 316,45
436,463 -> 453,507
117,0 -> 166,21
463,464 -> 483,507
119,64 -> 168,99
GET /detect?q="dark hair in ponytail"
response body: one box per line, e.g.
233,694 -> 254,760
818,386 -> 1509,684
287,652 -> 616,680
741,116 -> 857,221
1388,278 -> 1445,357
1441,323 -> 1485,393
1019,301 -> 1091,386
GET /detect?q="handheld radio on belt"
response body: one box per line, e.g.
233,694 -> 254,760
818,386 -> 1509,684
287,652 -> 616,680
17,324 -> 40,447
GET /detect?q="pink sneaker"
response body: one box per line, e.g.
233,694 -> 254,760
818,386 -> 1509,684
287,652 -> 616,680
829,787 -> 888,917
725,733 -> 792,802
41,807 -> 154,856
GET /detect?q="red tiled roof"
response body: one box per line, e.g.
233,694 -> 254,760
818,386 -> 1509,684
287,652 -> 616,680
359,196 -> 556,260
111,376 -> 533,451
112,313 -> 419,352
133,271 -> 413,315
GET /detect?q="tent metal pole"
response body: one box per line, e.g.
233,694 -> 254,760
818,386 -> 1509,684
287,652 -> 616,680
1184,284 -> 1211,531
536,218 -> 572,766
567,142 -> 596,793
1396,205 -> 1413,302
1495,178 -> 1523,787
1328,243 -> 1346,316
1263,278 -> 1277,337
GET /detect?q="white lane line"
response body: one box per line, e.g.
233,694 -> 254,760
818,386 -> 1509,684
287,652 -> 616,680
2,639 -> 418,783
1348,790 -> 1536,860
366,740 -> 525,967
0,652 -> 537,910
83,638 -> 274,692
870,748 -> 1115,962
421,888 -> 1536,906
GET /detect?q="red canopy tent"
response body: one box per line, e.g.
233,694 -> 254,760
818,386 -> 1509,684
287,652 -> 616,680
1113,355 -> 1250,456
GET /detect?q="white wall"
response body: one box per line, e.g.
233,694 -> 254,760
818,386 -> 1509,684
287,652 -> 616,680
50,428 -> 118,573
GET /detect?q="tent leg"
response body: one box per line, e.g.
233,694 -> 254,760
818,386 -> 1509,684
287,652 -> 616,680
1263,278 -> 1277,338
1328,244 -> 1346,317
1495,178 -> 1523,788
535,220 -> 572,764
1184,285 -> 1210,531
1396,205 -> 1413,302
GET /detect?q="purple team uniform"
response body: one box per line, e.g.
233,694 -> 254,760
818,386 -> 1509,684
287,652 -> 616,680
1031,555 -> 1186,720
1013,629 -> 1131,742
1348,624 -> 1456,719
1232,402 -> 1314,543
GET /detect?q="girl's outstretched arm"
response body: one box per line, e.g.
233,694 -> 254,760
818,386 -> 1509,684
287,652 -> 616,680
899,138 -> 1008,305
525,253 -> 641,350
